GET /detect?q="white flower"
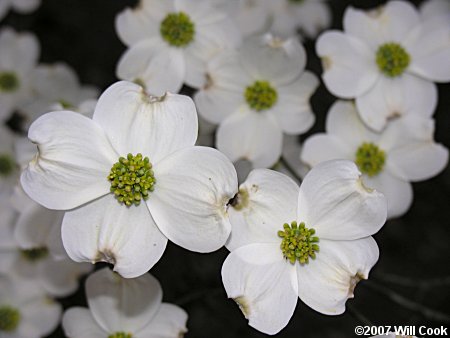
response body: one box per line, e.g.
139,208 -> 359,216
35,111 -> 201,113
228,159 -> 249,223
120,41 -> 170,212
19,62 -> 99,130
316,1 -> 450,131
0,0 -> 41,21
269,0 -> 332,39
0,273 -> 61,338
301,100 -> 449,219
222,160 -> 387,334
0,27 -> 39,122
115,0 -> 241,95
420,0 -> 450,19
62,267 -> 188,338
195,34 -> 318,168
21,81 -> 238,278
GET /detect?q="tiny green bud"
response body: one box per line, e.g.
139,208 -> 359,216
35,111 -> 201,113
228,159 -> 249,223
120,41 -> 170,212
160,12 -> 195,47
244,80 -> 278,111
0,72 -> 20,92
20,247 -> 49,262
355,142 -> 386,177
376,42 -> 410,77
0,305 -> 20,332
278,221 -> 319,265
0,154 -> 15,176
108,332 -> 133,338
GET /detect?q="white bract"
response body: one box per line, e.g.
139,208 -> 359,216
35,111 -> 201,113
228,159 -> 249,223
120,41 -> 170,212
222,160 -> 387,335
0,273 -> 61,338
316,1 -> 450,131
301,100 -> 449,219
0,27 -> 39,122
420,0 -> 450,19
195,34 -> 318,168
63,268 -> 188,338
269,0 -> 331,39
21,81 -> 238,278
0,0 -> 41,21
115,0 -> 241,95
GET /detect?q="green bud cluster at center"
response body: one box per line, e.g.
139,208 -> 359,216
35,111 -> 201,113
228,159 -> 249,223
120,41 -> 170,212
160,12 -> 195,47
376,42 -> 410,77
355,142 -> 386,177
0,305 -> 20,332
0,72 -> 20,92
20,247 -> 49,262
108,153 -> 156,206
0,154 -> 15,176
108,332 -> 133,338
278,221 -> 319,264
245,80 -> 278,111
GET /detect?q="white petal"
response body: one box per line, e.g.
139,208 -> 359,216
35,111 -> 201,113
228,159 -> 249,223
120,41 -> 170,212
20,111 -> 117,210
18,297 -> 62,338
147,146 -> 237,252
364,172 -> 413,219
301,134 -> 353,168
194,86 -> 243,124
115,7 -> 158,46
136,303 -> 188,338
221,243 -> 298,335
344,2 -> 420,48
62,307 -> 106,338
272,71 -> 318,135
356,74 -> 437,132
217,109 -> 283,168
11,0 -> 40,13
93,81 -> 198,164
62,194 -> 168,278
298,160 -> 387,240
86,268 -> 162,333
227,169 -> 299,251
297,237 -> 379,315
405,15 -> 450,82
420,0 -> 450,20
0,28 -> 39,72
240,34 -> 306,85
294,1 -> 332,39
316,31 -> 378,98
116,40 -> 185,96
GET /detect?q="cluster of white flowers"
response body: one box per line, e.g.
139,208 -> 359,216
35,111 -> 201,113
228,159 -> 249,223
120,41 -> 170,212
0,0 -> 448,337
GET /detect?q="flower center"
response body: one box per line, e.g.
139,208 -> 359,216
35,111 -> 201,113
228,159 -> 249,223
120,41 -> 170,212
108,153 -> 156,206
376,42 -> 410,77
108,332 -> 133,338
160,12 -> 195,47
278,221 -> 319,264
0,306 -> 20,332
355,142 -> 386,177
0,154 -> 14,176
0,72 -> 20,92
244,80 -> 278,111
20,247 -> 49,262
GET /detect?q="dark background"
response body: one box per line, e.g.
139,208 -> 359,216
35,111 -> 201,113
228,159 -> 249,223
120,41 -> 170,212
2,0 -> 449,337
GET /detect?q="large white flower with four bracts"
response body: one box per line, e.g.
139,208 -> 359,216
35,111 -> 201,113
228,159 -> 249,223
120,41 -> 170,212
63,268 -> 188,338
195,33 -> 318,168
20,80 -> 238,278
316,1 -> 450,131
115,0 -> 241,96
301,100 -> 449,219
222,160 -> 387,335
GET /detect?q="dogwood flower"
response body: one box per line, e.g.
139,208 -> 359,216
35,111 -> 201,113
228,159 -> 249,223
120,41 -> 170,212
195,34 -> 318,168
269,0 -> 331,39
420,0 -> 450,19
19,63 -> 99,130
0,27 -> 39,122
0,0 -> 41,21
63,268 -> 188,338
0,273 -> 61,338
301,100 -> 449,219
21,81 -> 238,278
115,0 -> 241,95
316,1 -> 450,131
222,160 -> 387,334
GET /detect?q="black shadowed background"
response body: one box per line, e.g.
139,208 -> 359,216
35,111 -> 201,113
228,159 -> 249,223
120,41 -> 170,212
2,0 -> 449,337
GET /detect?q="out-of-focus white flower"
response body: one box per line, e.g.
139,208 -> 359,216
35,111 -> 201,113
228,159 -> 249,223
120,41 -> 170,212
0,0 -> 41,21
63,268 -> 188,338
115,0 -> 241,95
222,160 -> 387,334
316,1 -> 450,131
273,135 -> 309,183
195,34 -> 318,169
0,124 -> 18,197
21,81 -> 238,278
0,273 -> 61,338
0,27 -> 39,122
269,0 -> 331,39
301,100 -> 449,219
420,0 -> 450,19
19,63 -> 99,129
